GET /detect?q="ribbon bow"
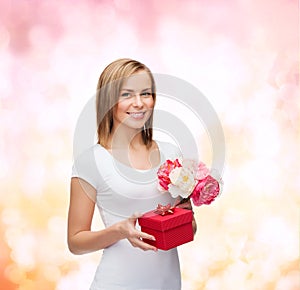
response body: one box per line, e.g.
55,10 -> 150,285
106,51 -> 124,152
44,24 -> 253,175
154,203 -> 174,216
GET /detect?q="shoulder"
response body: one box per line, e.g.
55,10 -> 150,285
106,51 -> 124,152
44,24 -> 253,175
73,144 -> 107,164
73,145 -> 96,165
72,144 -> 110,190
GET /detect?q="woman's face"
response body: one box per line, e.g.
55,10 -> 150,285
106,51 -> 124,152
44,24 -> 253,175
113,70 -> 154,131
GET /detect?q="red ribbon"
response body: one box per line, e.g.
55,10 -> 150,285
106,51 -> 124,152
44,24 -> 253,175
154,203 -> 174,216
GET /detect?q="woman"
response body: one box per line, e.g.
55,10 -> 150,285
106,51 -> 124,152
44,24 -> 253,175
67,58 -> 196,290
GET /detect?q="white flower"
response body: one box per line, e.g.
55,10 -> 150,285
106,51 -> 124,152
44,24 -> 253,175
169,167 -> 196,198
168,184 -> 186,198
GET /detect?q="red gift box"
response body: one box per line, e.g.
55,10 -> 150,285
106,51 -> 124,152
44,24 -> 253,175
138,207 -> 194,250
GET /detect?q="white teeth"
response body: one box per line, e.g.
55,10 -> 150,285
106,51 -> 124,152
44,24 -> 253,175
129,112 -> 145,118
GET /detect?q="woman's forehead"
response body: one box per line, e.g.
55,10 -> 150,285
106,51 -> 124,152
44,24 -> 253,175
121,71 -> 152,90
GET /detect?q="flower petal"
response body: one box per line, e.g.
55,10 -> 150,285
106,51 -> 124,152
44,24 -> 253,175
168,184 -> 184,198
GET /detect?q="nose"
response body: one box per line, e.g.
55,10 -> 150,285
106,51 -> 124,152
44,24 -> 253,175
133,94 -> 143,108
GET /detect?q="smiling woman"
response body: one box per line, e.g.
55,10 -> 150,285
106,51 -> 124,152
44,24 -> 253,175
67,58 -> 197,290
114,71 -> 154,132
95,59 -> 157,150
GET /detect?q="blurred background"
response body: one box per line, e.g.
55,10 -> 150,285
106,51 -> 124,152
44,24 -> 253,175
0,0 -> 299,289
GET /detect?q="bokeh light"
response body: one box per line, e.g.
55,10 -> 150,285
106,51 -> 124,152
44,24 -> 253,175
0,0 -> 299,289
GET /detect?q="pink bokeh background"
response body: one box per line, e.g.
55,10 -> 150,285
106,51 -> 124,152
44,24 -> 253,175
0,0 -> 299,289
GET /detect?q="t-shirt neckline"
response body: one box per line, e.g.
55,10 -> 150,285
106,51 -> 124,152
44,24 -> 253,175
96,140 -> 163,173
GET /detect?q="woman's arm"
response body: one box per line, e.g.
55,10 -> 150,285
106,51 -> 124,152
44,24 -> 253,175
67,177 -> 157,255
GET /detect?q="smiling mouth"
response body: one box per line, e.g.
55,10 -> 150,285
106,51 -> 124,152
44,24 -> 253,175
127,112 -> 146,119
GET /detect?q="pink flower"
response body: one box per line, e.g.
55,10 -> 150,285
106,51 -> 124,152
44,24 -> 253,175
195,161 -> 210,180
190,175 -> 220,206
157,159 -> 182,191
157,158 -> 222,207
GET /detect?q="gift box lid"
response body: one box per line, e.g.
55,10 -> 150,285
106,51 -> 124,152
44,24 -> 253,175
138,207 -> 193,232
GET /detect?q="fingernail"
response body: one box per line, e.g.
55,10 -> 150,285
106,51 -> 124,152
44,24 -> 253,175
151,236 -> 156,241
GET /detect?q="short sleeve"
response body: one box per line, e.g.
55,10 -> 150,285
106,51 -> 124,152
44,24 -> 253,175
71,146 -> 99,190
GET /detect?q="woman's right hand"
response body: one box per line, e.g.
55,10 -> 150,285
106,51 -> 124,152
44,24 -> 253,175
69,178 -> 157,254
116,214 -> 157,252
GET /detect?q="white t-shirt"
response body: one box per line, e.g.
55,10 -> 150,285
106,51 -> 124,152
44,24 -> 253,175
72,141 -> 182,290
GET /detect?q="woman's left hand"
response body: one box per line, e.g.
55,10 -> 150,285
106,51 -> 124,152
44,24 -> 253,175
174,197 -> 193,210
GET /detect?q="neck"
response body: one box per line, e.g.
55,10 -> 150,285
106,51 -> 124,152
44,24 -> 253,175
108,124 -> 145,150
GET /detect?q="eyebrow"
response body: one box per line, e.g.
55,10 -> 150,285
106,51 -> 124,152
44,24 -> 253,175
121,88 -> 152,92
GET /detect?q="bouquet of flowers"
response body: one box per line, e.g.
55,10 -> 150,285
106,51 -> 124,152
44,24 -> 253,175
157,158 -> 222,207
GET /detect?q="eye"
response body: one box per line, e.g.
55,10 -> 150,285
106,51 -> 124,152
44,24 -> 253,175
141,92 -> 152,97
120,92 -> 132,98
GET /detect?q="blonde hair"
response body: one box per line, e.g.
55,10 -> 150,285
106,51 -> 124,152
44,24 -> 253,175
96,58 -> 156,148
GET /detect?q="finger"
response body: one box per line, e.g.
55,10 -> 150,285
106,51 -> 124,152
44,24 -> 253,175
131,229 -> 156,241
127,212 -> 143,224
134,239 -> 157,252
130,238 -> 157,252
129,228 -> 156,242
140,243 -> 158,252
139,231 -> 156,241
176,201 -> 192,210
131,212 -> 143,219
